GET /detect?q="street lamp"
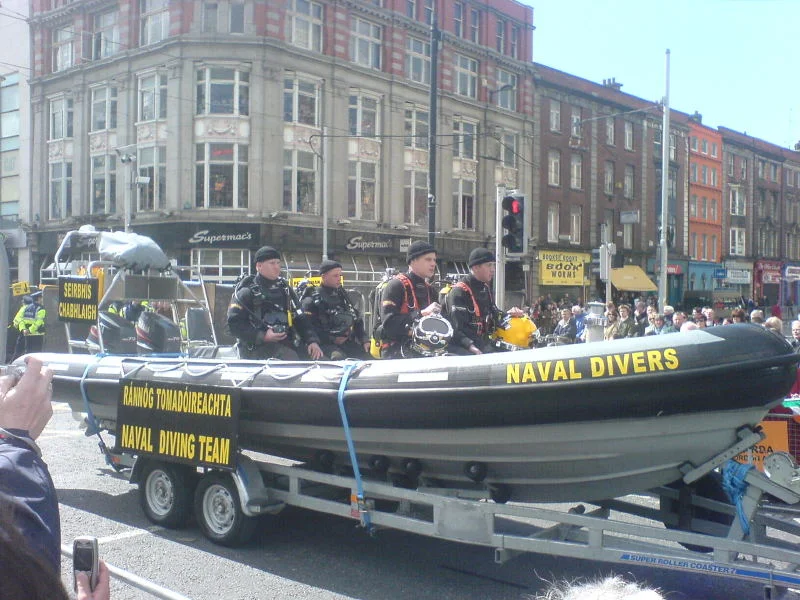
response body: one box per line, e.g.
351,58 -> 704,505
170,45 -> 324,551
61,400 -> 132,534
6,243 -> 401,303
115,146 -> 136,232
487,83 -> 515,103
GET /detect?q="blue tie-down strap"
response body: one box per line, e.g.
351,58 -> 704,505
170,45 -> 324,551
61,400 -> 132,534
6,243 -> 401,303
335,360 -> 373,533
722,460 -> 754,536
80,354 -> 124,472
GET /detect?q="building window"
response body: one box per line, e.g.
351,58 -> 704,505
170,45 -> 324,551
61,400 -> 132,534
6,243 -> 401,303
727,154 -> 734,176
469,9 -> 480,43
192,248 -> 250,284
547,203 -> 559,243
495,70 -> 516,111
690,194 -> 697,217
140,0 -> 169,46
623,165 -> 634,198
422,0 -> 433,25
283,149 -> 317,213
624,121 -> 634,150
604,161 -> 614,195
669,133 -> 676,161
453,2 -> 463,36
203,3 -> 219,33
139,145 -> 167,210
701,165 -> 708,185
730,227 -> 745,256
495,19 -> 505,53
49,161 -> 72,220
1,75 -> 20,156
741,157 -> 747,180
570,107 -> 581,138
48,97 -> 73,140
510,26 -> 519,59
700,196 -> 707,219
623,223 -> 633,250
454,54 -> 478,98
90,86 -> 118,132
90,10 -> 119,60
788,169 -> 795,187
453,178 -> 475,230
570,154 -> 582,190
350,17 -> 382,70
230,2 -> 245,33
453,119 -> 476,159
404,105 -> 428,149
348,160 -> 377,220
91,155 -> 117,214
690,163 -> 697,183
548,150 -> 560,186
405,37 -> 431,85
690,136 -> 698,151
690,232 -> 697,259
52,27 -> 74,72
771,163 -> 779,182
758,160 -> 764,179
549,100 -> 560,132
710,235 -> 717,261
711,168 -> 717,187
138,73 -> 168,121
701,139 -> 708,154
349,94 -> 379,138
195,143 -> 248,209
501,132 -> 517,169
196,67 -> 249,116
404,169 -> 427,226
284,75 -> 319,126
606,117 -> 615,145
406,0 -> 415,19
570,206 -> 582,244
288,0 -> 323,52
711,142 -> 718,158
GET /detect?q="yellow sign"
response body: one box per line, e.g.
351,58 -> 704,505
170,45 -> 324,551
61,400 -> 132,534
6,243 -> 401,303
11,281 -> 30,296
538,251 -> 589,286
734,419 -> 789,471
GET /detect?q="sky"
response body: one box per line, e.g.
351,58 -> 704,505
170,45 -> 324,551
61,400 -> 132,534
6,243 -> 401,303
526,0 -> 799,150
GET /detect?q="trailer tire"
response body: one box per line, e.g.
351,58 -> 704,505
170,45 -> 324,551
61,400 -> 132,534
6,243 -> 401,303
194,472 -> 258,547
139,461 -> 195,529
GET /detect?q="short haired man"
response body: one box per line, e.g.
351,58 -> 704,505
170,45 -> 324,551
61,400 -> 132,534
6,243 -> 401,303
378,241 -> 443,358
791,320 -> 800,352
301,260 -> 370,360
750,309 -> 765,325
445,247 -> 523,355
672,311 -> 687,330
227,246 -> 322,360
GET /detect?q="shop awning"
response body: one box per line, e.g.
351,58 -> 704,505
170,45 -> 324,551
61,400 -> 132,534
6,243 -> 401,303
610,265 -> 657,292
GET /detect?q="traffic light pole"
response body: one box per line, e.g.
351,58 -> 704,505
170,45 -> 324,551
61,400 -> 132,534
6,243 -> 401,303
495,185 -> 506,310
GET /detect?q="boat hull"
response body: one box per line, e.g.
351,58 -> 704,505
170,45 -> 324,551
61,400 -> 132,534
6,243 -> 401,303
28,325 -> 799,502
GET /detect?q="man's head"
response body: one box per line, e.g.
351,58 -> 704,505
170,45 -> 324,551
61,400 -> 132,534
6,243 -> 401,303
663,305 -> 674,317
673,311 -> 687,328
560,308 -> 572,321
792,320 -> 800,340
618,304 -> 631,318
468,247 -> 496,283
254,245 -> 282,280
319,259 -> 343,288
692,307 -> 704,321
407,241 -> 437,279
750,309 -> 765,324
22,295 -> 32,305
653,314 -> 665,328
636,301 -> 646,312
571,305 -> 582,317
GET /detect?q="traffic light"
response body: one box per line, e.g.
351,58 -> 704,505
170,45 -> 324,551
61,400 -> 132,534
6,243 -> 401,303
591,244 -> 609,281
501,192 -> 527,256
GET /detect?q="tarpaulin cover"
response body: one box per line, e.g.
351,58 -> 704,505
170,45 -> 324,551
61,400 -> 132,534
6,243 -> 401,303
98,231 -> 170,271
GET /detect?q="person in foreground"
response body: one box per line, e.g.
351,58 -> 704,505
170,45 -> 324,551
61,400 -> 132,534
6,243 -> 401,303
227,245 -> 322,360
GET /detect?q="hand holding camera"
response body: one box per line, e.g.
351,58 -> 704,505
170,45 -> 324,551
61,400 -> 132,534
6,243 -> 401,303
263,324 -> 288,343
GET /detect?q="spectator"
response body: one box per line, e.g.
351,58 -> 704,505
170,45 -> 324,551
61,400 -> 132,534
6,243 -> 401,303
771,301 -> 782,319
672,311 -> 687,330
764,316 -> 783,336
730,307 -> 747,324
662,305 -> 675,325
604,310 -> 620,341
750,309 -> 766,325
791,321 -> 800,352
615,304 -> 637,339
0,357 -> 59,571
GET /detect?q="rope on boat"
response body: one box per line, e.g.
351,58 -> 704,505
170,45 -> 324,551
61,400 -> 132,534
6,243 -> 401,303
335,360 -> 373,534
722,459 -> 754,536
80,353 -> 124,472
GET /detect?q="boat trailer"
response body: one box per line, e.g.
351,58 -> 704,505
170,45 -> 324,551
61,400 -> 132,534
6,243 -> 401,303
117,424 -> 800,600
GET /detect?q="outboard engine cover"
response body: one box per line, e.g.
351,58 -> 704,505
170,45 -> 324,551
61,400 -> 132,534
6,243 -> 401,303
86,311 -> 137,354
136,311 -> 182,354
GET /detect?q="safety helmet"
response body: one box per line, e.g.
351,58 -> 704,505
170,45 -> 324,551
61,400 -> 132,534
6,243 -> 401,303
410,314 -> 453,356
493,315 -> 537,351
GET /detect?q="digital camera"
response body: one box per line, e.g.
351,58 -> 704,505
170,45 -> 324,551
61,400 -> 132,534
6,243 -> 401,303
270,323 -> 287,334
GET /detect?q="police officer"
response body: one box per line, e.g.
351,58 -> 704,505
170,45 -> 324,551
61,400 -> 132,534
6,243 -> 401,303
227,245 -> 322,360
12,291 -> 46,359
378,240 -> 442,358
301,260 -> 370,360
445,247 -> 524,355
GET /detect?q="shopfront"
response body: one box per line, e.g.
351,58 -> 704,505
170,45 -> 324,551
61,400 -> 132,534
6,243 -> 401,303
537,249 -> 590,305
722,261 -> 752,301
647,258 -> 687,307
783,263 -> 800,307
754,260 -> 783,307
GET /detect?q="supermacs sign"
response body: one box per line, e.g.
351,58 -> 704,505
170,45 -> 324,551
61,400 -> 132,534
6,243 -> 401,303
345,236 -> 392,251
188,230 -> 253,245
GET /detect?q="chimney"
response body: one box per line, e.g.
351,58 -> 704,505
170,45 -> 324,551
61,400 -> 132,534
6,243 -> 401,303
689,111 -> 702,123
603,77 -> 623,91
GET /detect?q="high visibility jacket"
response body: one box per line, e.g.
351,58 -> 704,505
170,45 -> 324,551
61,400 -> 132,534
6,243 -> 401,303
13,302 -> 46,335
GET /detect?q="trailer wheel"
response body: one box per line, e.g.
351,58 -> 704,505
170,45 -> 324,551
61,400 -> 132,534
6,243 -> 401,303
661,471 -> 733,553
194,472 -> 258,547
139,461 -> 194,529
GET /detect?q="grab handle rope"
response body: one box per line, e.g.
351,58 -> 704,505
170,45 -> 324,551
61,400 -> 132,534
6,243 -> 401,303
80,354 -> 124,472
335,360 -> 372,533
722,459 -> 754,536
